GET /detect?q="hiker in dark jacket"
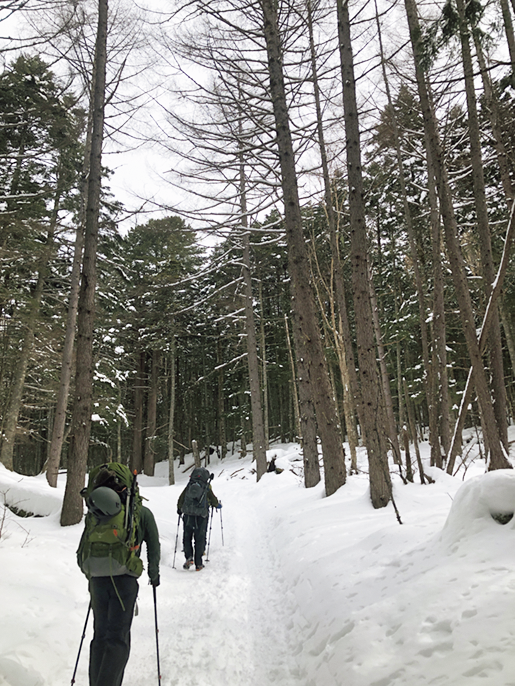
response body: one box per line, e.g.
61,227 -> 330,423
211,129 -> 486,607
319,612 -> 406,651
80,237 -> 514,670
77,467 -> 160,686
177,467 -> 221,571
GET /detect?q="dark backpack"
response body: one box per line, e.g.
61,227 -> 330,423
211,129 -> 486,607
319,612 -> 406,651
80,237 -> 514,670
77,463 -> 143,579
182,467 -> 211,518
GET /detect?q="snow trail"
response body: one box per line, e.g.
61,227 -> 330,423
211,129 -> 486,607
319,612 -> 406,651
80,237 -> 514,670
124,473 -> 302,686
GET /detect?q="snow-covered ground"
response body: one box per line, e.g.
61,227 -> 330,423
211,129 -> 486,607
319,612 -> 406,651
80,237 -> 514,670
2,433 -> 515,686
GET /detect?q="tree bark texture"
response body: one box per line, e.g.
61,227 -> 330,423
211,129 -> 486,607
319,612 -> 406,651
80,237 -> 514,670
168,342 -> 176,486
144,349 -> 159,476
60,0 -> 108,527
46,104 -> 93,487
287,312 -> 321,488
239,150 -> 267,481
337,0 -> 391,508
46,223 -> 85,486
307,0 -> 359,468
131,349 -> 146,474
260,0 -> 346,496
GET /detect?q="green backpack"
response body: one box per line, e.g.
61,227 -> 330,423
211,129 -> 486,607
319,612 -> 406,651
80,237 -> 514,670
77,463 -> 144,579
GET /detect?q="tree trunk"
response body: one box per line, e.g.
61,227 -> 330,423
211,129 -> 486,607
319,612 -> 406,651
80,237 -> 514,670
368,267 -> 402,465
46,103 -> 93,487
403,379 -> 426,484
306,0 -> 361,468
217,337 -> 227,459
374,0 -> 442,467
131,349 -> 145,474
168,341 -> 176,486
192,439 -> 201,468
427,144 -> 452,458
500,0 -> 515,66
456,0 -> 508,452
259,281 -> 270,450
403,0 -> 511,471
260,0 -> 346,496
239,146 -> 267,480
446,203 -> 515,473
144,349 -> 159,476
60,0 -> 108,526
2,157 -> 64,470
337,0 -> 391,507
0,247 -> 49,470
287,313 -> 321,487
474,33 -> 515,203
284,314 -> 301,444
334,319 -> 359,471
46,222 -> 85,486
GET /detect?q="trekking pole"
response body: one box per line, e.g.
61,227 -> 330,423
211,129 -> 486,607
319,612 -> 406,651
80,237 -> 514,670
205,507 -> 214,562
70,602 -> 91,685
172,513 -> 181,569
153,586 -> 162,685
219,507 -> 224,547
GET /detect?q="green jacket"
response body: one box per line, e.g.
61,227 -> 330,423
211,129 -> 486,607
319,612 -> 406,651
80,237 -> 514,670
137,505 -> 160,582
77,503 -> 160,583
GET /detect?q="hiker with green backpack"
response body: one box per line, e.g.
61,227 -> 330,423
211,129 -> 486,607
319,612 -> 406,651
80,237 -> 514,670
76,463 -> 160,686
177,467 -> 221,571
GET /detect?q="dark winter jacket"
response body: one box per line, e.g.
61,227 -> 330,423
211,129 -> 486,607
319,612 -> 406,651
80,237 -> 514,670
177,483 -> 219,514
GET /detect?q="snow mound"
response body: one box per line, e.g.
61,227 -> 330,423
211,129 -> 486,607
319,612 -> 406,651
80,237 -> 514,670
440,469 -> 515,548
0,466 -> 63,517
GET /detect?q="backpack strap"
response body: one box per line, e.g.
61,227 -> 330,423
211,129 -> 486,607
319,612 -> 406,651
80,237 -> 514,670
125,470 -> 139,551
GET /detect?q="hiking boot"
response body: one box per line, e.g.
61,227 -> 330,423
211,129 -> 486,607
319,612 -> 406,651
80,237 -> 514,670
196,564 -> 205,571
183,558 -> 194,570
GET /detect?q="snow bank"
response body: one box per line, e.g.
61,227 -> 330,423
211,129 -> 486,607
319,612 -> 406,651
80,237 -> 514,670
0,465 -> 63,517
440,468 -> 515,549
264,460 -> 515,686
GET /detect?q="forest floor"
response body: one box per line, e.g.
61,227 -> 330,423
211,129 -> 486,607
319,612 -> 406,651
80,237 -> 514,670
2,434 -> 515,685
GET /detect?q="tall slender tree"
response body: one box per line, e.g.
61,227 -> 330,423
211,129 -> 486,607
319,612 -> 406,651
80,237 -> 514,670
260,0 -> 346,496
403,0 -> 511,471
336,0 -> 392,507
61,0 -> 108,526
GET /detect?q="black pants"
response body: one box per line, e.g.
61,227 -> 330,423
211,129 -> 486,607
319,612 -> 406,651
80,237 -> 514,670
183,514 -> 208,567
89,575 -> 139,686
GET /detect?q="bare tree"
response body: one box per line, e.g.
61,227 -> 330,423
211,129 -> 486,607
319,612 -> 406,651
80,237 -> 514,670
260,0 -> 346,496
60,0 -> 108,526
403,0 -> 511,471
336,0 -> 391,508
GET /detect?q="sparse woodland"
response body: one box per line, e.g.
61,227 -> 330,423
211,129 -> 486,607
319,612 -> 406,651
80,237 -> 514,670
2,0 -> 515,522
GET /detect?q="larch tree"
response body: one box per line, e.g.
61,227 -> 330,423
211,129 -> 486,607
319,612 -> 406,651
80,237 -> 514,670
336,0 -> 392,507
260,0 -> 346,496
60,0 -> 108,526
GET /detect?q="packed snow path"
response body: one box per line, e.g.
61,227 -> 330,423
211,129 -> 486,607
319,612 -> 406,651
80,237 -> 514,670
5,441 -> 515,686
125,469 -> 303,686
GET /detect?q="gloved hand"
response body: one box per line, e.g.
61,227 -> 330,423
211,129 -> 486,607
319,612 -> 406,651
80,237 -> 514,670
177,509 -> 182,516
150,575 -> 160,587
216,501 -> 222,510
